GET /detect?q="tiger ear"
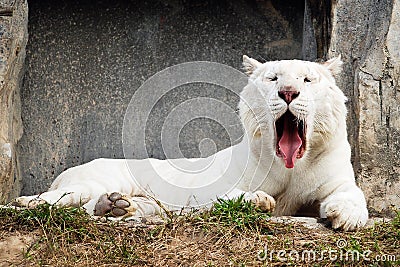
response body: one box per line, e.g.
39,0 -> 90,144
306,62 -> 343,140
243,55 -> 262,75
321,55 -> 343,76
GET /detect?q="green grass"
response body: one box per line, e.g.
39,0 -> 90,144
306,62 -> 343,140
0,203 -> 91,235
206,194 -> 271,230
392,209 -> 400,234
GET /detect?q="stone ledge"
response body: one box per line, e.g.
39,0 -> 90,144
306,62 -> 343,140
103,214 -> 391,231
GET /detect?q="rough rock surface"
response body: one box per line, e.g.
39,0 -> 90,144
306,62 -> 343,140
0,0 -> 27,203
328,0 -> 400,215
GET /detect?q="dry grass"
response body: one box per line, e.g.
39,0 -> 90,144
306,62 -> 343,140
0,197 -> 399,266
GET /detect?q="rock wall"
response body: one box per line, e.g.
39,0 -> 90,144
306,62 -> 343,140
328,0 -> 400,215
0,0 -> 27,203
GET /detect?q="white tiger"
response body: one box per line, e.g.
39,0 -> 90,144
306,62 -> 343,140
14,56 -> 368,231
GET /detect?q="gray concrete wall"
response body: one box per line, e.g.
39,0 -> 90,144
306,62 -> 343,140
18,0 -> 304,195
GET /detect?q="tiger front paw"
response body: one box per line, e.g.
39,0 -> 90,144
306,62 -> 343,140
250,190 -> 276,212
323,198 -> 368,231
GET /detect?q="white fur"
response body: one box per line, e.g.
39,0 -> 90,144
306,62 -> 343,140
15,56 -> 368,231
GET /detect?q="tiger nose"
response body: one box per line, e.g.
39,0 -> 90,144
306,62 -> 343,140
278,87 -> 299,104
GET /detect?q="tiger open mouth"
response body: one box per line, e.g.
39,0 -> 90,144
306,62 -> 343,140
275,111 -> 306,168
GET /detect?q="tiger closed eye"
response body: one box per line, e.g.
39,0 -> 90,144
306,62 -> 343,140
270,76 -> 278,81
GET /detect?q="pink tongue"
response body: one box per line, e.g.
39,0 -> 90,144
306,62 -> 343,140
278,116 -> 302,168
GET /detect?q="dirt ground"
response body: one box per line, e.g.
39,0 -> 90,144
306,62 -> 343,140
0,231 -> 38,266
0,204 -> 399,266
